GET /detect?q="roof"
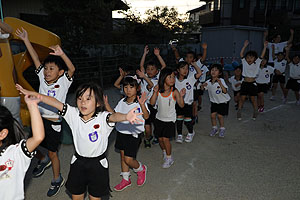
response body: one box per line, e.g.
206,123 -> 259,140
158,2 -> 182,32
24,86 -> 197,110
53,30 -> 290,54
113,0 -> 129,11
187,5 -> 206,14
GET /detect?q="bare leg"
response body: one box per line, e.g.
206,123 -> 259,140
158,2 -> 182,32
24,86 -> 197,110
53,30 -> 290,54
144,125 -> 151,140
211,112 -> 217,127
88,195 -> 101,200
238,95 -> 246,110
162,137 -> 171,156
294,91 -> 300,101
272,83 -> 278,96
48,150 -> 60,180
120,150 -> 130,173
124,156 -> 140,169
72,194 -> 85,200
250,96 -> 258,112
279,83 -> 286,97
217,114 -> 224,127
158,137 -> 166,151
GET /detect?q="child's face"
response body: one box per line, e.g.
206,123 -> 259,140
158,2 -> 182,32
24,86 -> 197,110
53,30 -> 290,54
292,56 -> 300,64
245,55 -> 256,65
210,67 -> 220,78
274,35 -> 281,43
123,84 -> 137,99
185,54 -> 194,64
44,62 -> 64,84
234,68 -> 242,76
277,54 -> 284,61
146,65 -> 158,78
165,72 -> 175,87
177,65 -> 189,77
77,89 -> 98,120
261,59 -> 267,66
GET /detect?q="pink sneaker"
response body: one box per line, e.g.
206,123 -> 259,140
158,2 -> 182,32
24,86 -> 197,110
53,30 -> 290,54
114,178 -> 131,191
136,165 -> 147,186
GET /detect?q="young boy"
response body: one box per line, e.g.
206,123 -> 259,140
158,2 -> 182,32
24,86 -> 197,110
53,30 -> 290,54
16,28 -> 75,197
140,45 -> 166,148
237,40 -> 267,120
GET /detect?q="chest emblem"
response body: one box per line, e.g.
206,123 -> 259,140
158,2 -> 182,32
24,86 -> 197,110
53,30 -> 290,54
89,131 -> 98,142
94,124 -> 100,129
186,82 -> 192,90
265,74 -> 269,78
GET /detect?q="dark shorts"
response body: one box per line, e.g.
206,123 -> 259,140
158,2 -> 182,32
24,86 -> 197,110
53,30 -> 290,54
145,104 -> 157,125
175,104 -> 193,118
193,88 -> 204,101
273,74 -> 285,84
257,83 -> 269,93
211,102 -> 229,116
66,153 -> 109,198
115,131 -> 142,158
154,119 -> 175,138
40,118 -> 62,152
240,82 -> 258,96
233,90 -> 241,97
286,78 -> 300,92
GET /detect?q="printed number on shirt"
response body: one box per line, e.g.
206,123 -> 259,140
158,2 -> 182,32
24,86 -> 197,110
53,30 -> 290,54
265,74 -> 269,78
89,131 -> 98,142
186,82 -> 192,90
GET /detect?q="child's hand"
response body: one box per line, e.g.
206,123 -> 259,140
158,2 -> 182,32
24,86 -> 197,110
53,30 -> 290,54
243,40 -> 249,47
137,92 -> 148,105
290,29 -> 294,35
119,68 -> 127,77
171,45 -> 177,51
16,84 -> 41,101
24,94 -> 41,105
191,61 -> 197,67
264,30 -> 268,37
153,85 -> 159,93
126,107 -> 144,124
144,45 -> 149,55
235,83 -> 241,87
15,27 -> 28,41
180,88 -> 186,97
202,82 -> 208,88
154,47 -> 160,56
49,45 -> 65,56
264,41 -> 268,47
136,69 -> 145,78
201,42 -> 207,49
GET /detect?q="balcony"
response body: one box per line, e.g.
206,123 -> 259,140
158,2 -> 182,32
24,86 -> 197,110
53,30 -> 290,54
199,10 -> 220,26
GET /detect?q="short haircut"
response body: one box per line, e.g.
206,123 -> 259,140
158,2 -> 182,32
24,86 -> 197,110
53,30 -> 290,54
186,51 -> 196,59
176,61 -> 188,70
44,55 -> 67,71
210,63 -> 224,78
245,51 -> 258,59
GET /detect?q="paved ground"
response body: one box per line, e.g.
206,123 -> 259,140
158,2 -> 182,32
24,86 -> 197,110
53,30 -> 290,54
24,88 -> 300,200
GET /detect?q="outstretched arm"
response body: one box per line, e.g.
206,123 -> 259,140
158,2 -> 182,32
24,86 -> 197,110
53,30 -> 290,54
150,85 -> 158,106
108,107 -> 143,124
171,45 -> 181,64
154,47 -> 166,69
240,40 -> 249,58
287,29 -> 294,44
140,45 -> 149,72
49,45 -> 75,77
285,44 -> 292,63
263,30 -> 268,43
15,28 -> 41,68
201,43 -> 207,62
191,61 -> 203,79
136,69 -> 153,90
261,41 -> 268,58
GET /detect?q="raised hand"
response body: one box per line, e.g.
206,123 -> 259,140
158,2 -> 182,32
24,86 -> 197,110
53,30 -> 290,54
126,107 -> 144,124
137,92 -> 148,105
49,45 -> 65,56
180,88 -> 186,97
244,40 -> 249,47
136,69 -> 145,78
15,27 -> 28,41
153,85 -> 159,93
16,84 -> 41,100
290,29 -> 294,35
24,94 -> 41,105
201,43 -> 207,49
144,45 -> 149,55
264,41 -> 268,47
154,47 -> 160,56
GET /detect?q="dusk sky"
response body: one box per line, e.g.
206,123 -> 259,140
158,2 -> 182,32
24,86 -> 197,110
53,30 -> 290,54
113,0 -> 205,20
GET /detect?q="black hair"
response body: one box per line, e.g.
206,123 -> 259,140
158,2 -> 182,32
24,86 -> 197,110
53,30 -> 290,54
44,55 -> 67,71
122,76 -> 141,97
0,106 -> 27,152
276,52 -> 285,57
186,51 -> 196,59
176,61 -> 189,78
235,65 -> 243,71
146,61 -> 158,69
292,55 -> 300,64
245,51 -> 258,59
210,63 -> 224,78
75,82 -> 105,116
158,68 -> 174,93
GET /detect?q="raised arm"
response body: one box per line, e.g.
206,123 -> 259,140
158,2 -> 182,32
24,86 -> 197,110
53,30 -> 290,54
137,92 -> 149,120
261,41 -> 268,58
103,95 -> 114,113
287,29 -> 294,44
285,44 -> 292,63
154,47 -> 166,69
136,69 -> 153,90
24,95 -> 45,152
171,45 -> 181,64
150,85 -> 158,106
191,61 -> 203,79
240,40 -> 249,58
15,28 -> 41,68
49,45 -> 75,77
140,45 -> 149,72
263,30 -> 268,43
201,43 -> 207,62
114,68 -> 127,89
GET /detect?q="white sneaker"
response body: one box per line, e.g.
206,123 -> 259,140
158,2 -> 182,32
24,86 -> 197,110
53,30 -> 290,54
162,157 -> 174,169
176,135 -> 183,143
185,132 -> 195,143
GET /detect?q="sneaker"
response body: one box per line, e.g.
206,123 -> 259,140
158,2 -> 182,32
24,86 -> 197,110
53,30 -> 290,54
162,151 -> 167,161
136,165 -> 147,186
114,178 -> 131,192
219,129 -> 225,138
270,96 -> 275,101
32,158 -> 52,178
237,109 -> 242,121
260,107 -> 264,112
152,137 -> 159,145
47,176 -> 65,197
176,135 -> 183,143
185,132 -> 195,143
210,128 -> 218,137
252,111 -> 258,120
162,157 -> 174,169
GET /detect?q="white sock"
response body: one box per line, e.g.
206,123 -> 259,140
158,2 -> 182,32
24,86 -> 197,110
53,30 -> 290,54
121,172 -> 130,181
220,127 -> 225,130
212,126 -> 218,129
166,155 -> 172,159
133,162 -> 143,173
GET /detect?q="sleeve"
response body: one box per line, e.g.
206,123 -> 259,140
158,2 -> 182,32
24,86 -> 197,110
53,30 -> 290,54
179,58 -> 184,62
268,66 -> 275,73
228,76 -> 233,83
221,79 -> 228,89
256,58 -> 262,65
196,59 -> 203,68
14,140 -> 34,174
114,99 -> 123,113
104,112 -> 115,129
35,64 -> 44,81
58,104 -> 77,129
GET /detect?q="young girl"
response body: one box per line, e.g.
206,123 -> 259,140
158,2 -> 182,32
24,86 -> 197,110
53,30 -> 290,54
150,68 -> 185,168
175,61 -> 202,143
201,64 -> 231,138
105,76 -> 149,192
228,65 -> 243,110
256,59 -> 275,112
16,83 -> 142,200
0,95 -> 45,200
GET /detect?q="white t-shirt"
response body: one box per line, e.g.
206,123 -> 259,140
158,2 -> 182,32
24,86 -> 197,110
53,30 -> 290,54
61,104 -> 114,163
175,75 -> 197,105
228,76 -> 244,91
155,90 -> 177,122
0,140 -> 35,200
140,72 -> 160,104
242,58 -> 262,78
114,98 -> 148,135
256,66 -> 275,84
274,59 -> 287,75
289,63 -> 300,79
36,65 -> 73,119
204,78 -> 231,104
267,41 -> 288,63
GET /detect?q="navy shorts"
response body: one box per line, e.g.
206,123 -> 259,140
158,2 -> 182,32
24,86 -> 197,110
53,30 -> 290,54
257,83 -> 269,93
211,102 -> 229,116
240,82 -> 258,96
40,118 -> 62,152
115,131 -> 142,158
286,78 -> 300,92
154,119 -> 175,139
273,74 -> 285,84
175,103 -> 193,118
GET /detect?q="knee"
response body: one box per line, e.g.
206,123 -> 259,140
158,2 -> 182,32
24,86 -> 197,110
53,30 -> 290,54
124,157 -> 133,165
48,151 -> 57,159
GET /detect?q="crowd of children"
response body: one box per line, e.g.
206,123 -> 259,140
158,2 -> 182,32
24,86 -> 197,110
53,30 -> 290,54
1,26 -> 300,200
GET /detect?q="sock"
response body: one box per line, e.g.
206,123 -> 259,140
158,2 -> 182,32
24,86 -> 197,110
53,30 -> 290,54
176,119 -> 184,135
184,119 -> 193,133
133,162 -> 143,173
121,172 -> 130,181
166,155 -> 172,159
220,127 -> 225,130
162,150 -> 167,157
212,126 -> 218,130
52,174 -> 62,183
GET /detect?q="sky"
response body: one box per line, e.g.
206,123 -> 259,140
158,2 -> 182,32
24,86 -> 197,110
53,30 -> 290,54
113,0 -> 205,20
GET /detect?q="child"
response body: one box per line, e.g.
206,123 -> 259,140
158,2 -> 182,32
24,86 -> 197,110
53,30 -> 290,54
256,58 -> 275,112
16,83 -> 142,200
237,40 -> 267,120
105,76 -> 149,191
16,27 -> 75,196
270,50 -> 288,101
284,46 -> 300,105
150,68 -> 185,168
228,65 -> 243,109
175,61 -> 202,143
140,45 -> 166,148
201,64 -> 231,138
0,95 -> 45,199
